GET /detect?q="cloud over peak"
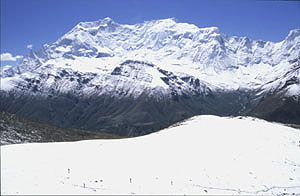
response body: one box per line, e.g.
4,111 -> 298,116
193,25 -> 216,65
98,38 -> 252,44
1,52 -> 23,61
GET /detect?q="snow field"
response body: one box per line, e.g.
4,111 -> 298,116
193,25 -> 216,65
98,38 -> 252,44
2,115 -> 300,195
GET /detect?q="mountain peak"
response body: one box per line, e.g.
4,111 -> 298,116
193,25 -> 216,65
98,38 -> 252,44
100,17 -> 115,25
198,26 -> 220,34
156,17 -> 177,23
141,18 -> 177,28
75,17 -> 117,29
102,16 -> 113,22
286,28 -> 300,41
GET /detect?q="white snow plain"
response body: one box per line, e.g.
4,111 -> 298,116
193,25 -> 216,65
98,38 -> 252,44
1,115 -> 300,195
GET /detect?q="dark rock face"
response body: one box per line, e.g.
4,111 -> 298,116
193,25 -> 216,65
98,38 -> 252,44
1,89 -> 258,136
249,92 -> 300,125
1,81 -> 300,137
0,111 -> 124,145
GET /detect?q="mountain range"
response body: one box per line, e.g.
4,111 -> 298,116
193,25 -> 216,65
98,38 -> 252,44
1,17 -> 300,136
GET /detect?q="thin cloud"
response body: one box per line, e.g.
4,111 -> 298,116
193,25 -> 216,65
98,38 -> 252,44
0,52 -> 23,61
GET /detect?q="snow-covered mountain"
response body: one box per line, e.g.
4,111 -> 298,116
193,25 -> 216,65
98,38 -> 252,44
1,17 -> 300,135
2,17 -> 300,96
2,115 -> 300,195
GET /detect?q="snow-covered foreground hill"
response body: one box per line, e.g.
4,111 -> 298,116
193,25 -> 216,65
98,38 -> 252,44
1,115 -> 300,195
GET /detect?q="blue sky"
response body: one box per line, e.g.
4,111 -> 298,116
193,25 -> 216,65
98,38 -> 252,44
1,0 -> 300,67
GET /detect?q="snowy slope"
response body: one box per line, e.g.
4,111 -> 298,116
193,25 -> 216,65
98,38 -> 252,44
1,17 -> 299,98
2,115 -> 300,195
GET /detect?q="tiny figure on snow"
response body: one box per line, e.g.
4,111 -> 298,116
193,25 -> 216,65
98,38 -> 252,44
129,178 -> 132,183
67,168 -> 70,174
